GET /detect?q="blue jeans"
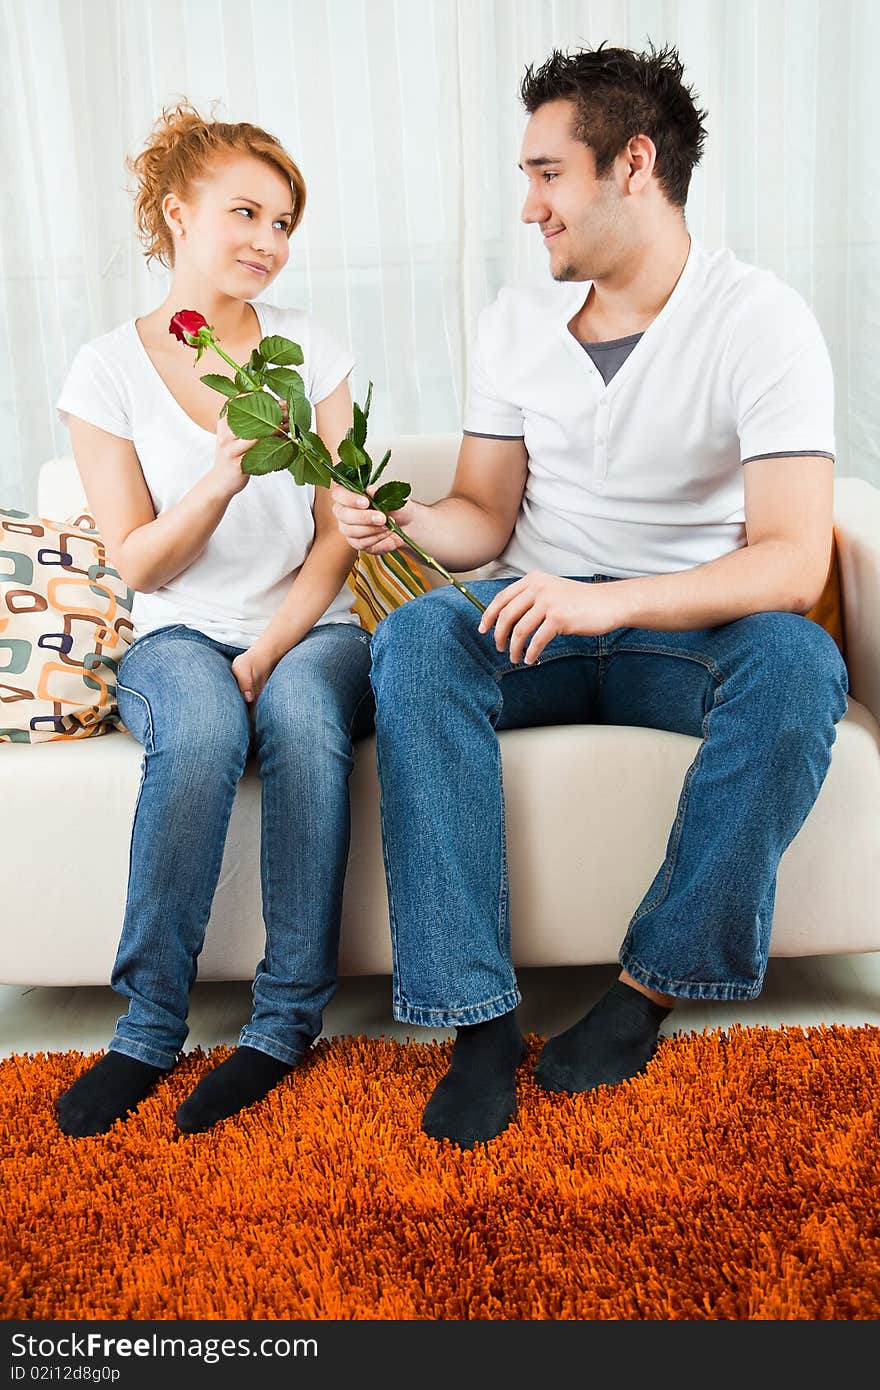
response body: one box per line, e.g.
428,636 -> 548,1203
369,577 -> 849,1024
112,621 -> 374,1069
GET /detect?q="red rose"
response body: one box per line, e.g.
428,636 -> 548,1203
169,310 -> 209,345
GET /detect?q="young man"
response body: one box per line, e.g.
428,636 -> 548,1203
331,44 -> 848,1149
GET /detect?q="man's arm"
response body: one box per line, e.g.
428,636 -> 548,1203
480,455 -> 835,665
608,453 -> 835,630
330,433 -> 528,572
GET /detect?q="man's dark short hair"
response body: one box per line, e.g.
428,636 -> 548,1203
520,41 -> 708,208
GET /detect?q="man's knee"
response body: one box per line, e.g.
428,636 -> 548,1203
735,611 -> 848,722
370,587 -> 473,669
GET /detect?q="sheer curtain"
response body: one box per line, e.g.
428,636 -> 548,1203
1,0 -> 877,510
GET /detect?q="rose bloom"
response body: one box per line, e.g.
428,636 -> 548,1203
169,309 -> 209,344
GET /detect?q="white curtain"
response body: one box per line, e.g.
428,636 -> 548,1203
1,0 -> 877,511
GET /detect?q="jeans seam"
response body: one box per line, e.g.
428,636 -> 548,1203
395,987 -> 520,1020
488,681 -> 513,975
236,1029 -> 306,1066
116,682 -> 154,753
624,657 -> 726,931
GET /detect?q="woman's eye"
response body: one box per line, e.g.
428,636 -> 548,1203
234,208 -> 289,230
544,171 -> 558,182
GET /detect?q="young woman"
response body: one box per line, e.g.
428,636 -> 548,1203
54,103 -> 373,1137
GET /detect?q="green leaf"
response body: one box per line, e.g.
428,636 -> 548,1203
259,334 -> 304,367
369,449 -> 392,485
299,429 -> 332,466
265,366 -> 306,396
291,453 -> 306,486
302,455 -> 333,488
235,369 -> 257,391
292,394 -> 312,432
362,380 -> 373,421
200,374 -> 240,400
226,391 -> 283,439
334,456 -> 361,486
352,402 -> 367,449
248,348 -> 265,373
241,437 -> 297,475
338,438 -> 371,485
372,480 -> 411,514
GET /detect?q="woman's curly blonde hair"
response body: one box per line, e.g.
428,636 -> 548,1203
126,99 -> 306,269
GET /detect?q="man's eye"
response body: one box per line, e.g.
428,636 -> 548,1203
544,171 -> 558,181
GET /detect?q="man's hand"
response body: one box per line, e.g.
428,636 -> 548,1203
231,642 -> 282,707
477,573 -> 622,665
329,482 -> 415,555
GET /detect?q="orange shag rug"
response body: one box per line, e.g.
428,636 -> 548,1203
2,1026 -> 879,1321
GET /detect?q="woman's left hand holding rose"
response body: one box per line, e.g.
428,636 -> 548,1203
477,572 -> 623,666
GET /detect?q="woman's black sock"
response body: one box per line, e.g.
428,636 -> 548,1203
175,1045 -> 295,1133
534,978 -> 671,1094
421,1011 -> 526,1149
55,1051 -> 172,1137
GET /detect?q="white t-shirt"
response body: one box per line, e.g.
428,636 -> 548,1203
462,239 -> 835,581
56,301 -> 358,647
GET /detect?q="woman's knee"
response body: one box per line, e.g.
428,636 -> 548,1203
117,634 -> 250,760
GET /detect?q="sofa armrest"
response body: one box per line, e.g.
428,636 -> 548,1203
834,476 -> 880,719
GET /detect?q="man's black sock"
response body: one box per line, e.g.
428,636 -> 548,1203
534,978 -> 671,1095
421,1011 -> 526,1149
175,1045 -> 295,1133
55,1051 -> 172,1137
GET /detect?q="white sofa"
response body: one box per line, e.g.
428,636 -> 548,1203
3,436 -> 880,986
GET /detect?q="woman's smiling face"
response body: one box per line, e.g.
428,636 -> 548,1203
167,153 -> 295,298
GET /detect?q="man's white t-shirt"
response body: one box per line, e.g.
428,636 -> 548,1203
462,239 -> 835,581
56,301 -> 358,648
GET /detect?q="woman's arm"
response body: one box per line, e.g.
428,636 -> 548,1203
231,377 -> 359,702
67,413 -> 256,593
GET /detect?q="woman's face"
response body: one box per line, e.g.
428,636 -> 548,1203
169,153 -> 295,299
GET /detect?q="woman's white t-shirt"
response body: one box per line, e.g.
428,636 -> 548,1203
56,301 -> 358,648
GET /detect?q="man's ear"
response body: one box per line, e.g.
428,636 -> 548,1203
625,134 -> 657,193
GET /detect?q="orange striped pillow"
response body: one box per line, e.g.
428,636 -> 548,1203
347,551 -> 430,633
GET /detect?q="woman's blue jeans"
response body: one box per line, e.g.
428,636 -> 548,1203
111,621 -> 374,1069
369,577 -> 850,1025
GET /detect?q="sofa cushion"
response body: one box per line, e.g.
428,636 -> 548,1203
1,698 -> 877,984
0,508 -> 133,743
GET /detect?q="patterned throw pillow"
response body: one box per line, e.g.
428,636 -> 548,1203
346,550 -> 431,633
0,508 -> 134,743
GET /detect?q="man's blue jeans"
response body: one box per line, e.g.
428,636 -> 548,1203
369,577 -> 849,1025
112,621 -> 374,1069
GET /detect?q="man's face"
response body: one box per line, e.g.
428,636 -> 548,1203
519,99 -> 626,282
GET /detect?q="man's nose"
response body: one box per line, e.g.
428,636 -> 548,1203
521,185 -> 549,225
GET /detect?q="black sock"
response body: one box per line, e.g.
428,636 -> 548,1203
175,1045 -> 295,1133
534,979 -> 671,1095
55,1051 -> 172,1137
421,1012 -> 526,1150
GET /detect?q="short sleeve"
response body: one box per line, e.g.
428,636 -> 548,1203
306,315 -> 355,405
726,284 -> 835,465
56,343 -> 133,440
462,313 -> 524,439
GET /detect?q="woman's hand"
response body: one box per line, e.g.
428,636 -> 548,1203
329,481 -> 415,555
231,641 -> 282,706
211,412 -> 258,498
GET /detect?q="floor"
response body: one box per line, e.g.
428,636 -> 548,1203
2,952 -> 880,1061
